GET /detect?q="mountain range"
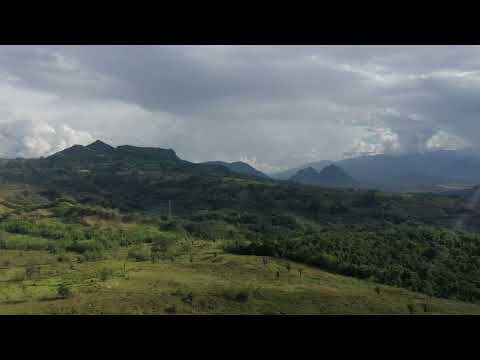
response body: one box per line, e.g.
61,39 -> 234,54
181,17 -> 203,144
271,149 -> 480,192
272,160 -> 333,180
44,140 -> 271,180
4,140 -> 480,193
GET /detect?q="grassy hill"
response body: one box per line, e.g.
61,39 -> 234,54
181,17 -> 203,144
1,243 -> 480,315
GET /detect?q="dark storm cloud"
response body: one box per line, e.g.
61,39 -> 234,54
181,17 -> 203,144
0,45 -> 480,171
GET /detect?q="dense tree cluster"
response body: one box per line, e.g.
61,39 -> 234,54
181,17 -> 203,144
226,223 -> 480,302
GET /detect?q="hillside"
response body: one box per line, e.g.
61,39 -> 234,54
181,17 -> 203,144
1,244 -> 479,314
203,161 -> 268,179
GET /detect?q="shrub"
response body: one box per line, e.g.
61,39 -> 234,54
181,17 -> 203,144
223,288 -> 251,303
99,268 -> 114,281
66,240 -> 98,254
57,254 -> 71,263
82,250 -> 105,262
407,303 -> 415,315
47,242 -> 66,254
128,245 -> 151,262
235,290 -> 250,303
151,236 -> 175,254
57,282 -> 73,298
165,305 -> 176,314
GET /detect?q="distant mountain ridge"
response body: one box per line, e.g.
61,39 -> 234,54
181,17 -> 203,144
273,149 -> 480,192
50,140 -> 182,163
271,160 -> 332,180
203,161 -> 268,179
86,140 -> 116,153
290,164 -> 357,188
46,140 -> 270,181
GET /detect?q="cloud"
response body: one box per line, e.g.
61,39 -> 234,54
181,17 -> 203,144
0,120 -> 94,158
239,154 -> 286,174
0,45 -> 479,169
344,128 -> 401,158
426,130 -> 471,151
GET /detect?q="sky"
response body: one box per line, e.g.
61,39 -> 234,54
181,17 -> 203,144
0,45 -> 478,173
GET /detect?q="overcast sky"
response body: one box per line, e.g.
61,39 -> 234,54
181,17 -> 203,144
0,45 -> 479,173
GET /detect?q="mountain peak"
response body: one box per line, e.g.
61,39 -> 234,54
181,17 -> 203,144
86,140 -> 115,152
321,164 -> 343,173
290,165 -> 356,188
317,164 -> 356,184
297,167 -> 319,176
47,144 -> 98,161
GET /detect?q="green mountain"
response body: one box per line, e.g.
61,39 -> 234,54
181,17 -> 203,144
290,165 -> 357,188
203,161 -> 268,178
270,160 -> 332,180
86,140 -> 116,153
49,141 -> 183,164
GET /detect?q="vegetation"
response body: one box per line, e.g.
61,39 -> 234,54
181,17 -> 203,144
226,223 -> 480,302
1,242 -> 480,314
0,142 -> 480,314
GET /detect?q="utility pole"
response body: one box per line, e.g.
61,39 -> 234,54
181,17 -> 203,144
168,200 -> 172,219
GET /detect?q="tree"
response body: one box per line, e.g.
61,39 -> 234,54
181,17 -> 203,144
99,268 -> 113,281
150,236 -> 175,261
57,282 -> 72,299
407,303 -> 415,315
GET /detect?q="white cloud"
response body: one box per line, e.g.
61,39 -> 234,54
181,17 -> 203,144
426,130 -> 470,151
239,154 -> 287,174
0,120 -> 94,158
344,128 -> 401,158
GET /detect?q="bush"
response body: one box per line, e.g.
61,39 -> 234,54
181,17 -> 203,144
235,290 -> 250,303
128,245 -> 151,262
99,268 -> 114,281
152,235 -> 175,250
407,303 -> 415,315
57,254 -> 72,263
81,250 -> 106,262
66,240 -> 98,254
223,288 -> 251,303
57,282 -> 73,298
165,305 -> 177,314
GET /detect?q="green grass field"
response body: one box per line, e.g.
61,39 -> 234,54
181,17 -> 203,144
1,240 -> 479,315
